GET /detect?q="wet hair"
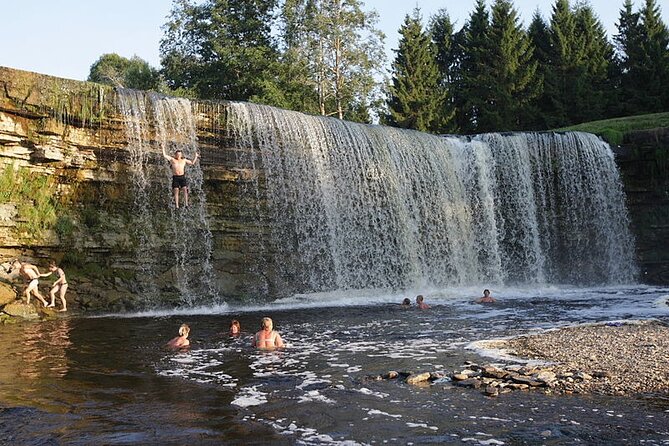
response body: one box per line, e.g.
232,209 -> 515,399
178,324 -> 190,337
416,295 -> 424,302
261,317 -> 273,330
483,289 -> 490,295
402,298 -> 411,305
49,260 -> 57,268
230,319 -> 240,330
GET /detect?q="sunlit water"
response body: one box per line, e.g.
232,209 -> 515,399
1,286 -> 668,445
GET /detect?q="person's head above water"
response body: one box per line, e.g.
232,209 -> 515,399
261,317 -> 273,331
230,319 -> 241,334
416,295 -> 424,303
483,289 -> 490,297
402,298 -> 411,306
178,323 -> 190,338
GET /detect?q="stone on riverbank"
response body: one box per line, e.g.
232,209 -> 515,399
0,282 -> 17,306
2,302 -> 39,320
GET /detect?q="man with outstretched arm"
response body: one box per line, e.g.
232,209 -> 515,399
162,145 -> 200,209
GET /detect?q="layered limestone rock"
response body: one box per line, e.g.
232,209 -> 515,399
0,66 -> 272,311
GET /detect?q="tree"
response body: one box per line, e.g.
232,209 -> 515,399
613,0 -> 643,115
482,0 -> 541,131
457,0 -> 492,133
429,9 -> 458,132
385,9 -> 451,133
635,0 -> 669,111
160,0 -> 279,101
527,10 -> 552,128
88,54 -> 161,90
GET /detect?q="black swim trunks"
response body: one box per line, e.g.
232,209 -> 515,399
172,175 -> 188,189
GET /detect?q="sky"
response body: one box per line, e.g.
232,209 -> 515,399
1,0 -> 667,82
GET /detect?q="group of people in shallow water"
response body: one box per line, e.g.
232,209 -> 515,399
167,291 -> 496,350
400,289 -> 496,308
167,316 -> 285,350
5,259 -> 68,312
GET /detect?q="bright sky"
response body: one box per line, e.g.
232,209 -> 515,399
1,0 -> 667,81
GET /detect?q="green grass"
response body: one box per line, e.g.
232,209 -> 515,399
0,163 -> 60,237
557,112 -> 669,145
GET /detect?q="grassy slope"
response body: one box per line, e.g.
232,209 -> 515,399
556,112 -> 669,145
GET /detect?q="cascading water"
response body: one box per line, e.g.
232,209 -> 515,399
117,89 -> 217,306
226,102 -> 637,293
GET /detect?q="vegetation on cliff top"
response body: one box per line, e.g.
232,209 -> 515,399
558,112 -> 669,145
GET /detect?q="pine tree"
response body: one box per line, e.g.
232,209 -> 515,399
638,0 -> 669,111
483,0 -> 541,131
385,9 -> 450,133
458,0 -> 492,133
613,0 -> 643,115
429,9 -> 458,132
573,2 -> 615,122
527,10 -> 552,129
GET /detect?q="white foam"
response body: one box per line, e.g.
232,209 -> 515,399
231,385 -> 268,407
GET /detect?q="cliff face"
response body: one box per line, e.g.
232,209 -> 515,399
0,67 -> 270,312
615,128 -> 669,284
0,66 -> 666,313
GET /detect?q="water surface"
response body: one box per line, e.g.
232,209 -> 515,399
1,285 -> 668,445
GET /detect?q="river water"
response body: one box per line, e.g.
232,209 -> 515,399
1,285 -> 668,445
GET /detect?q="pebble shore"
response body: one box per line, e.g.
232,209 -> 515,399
494,320 -> 669,396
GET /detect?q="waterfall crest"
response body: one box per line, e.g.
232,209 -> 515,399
226,102 -> 637,292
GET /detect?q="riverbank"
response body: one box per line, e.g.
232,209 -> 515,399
485,320 -> 669,396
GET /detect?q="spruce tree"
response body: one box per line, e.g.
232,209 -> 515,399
385,9 -> 450,133
613,0 -> 643,115
483,0 -> 541,131
639,0 -> 669,111
458,0 -> 492,133
429,9 -> 458,132
527,10 -> 552,129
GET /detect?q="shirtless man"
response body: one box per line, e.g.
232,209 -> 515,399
416,295 -> 430,309
253,317 -> 285,349
162,146 -> 200,209
9,259 -> 49,306
477,289 -> 496,303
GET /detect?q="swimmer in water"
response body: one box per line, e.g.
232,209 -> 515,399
477,289 -> 496,303
252,317 -> 285,349
416,295 -> 430,309
167,323 -> 191,349
229,319 -> 241,336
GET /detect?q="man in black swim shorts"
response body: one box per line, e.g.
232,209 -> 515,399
162,146 -> 200,209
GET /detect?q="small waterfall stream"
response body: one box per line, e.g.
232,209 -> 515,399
226,102 -> 637,292
118,90 -> 217,306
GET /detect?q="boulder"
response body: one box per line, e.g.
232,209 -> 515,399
406,372 -> 432,385
0,282 -> 17,306
2,301 -> 39,320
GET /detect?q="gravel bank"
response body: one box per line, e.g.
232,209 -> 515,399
501,320 -> 669,395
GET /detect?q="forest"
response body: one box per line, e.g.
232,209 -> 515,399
87,0 -> 669,134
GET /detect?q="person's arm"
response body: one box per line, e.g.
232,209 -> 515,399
40,271 -> 53,278
161,144 -> 173,161
275,332 -> 285,348
185,152 -> 200,165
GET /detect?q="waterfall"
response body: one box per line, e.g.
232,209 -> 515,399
117,89 -> 217,306
226,102 -> 637,292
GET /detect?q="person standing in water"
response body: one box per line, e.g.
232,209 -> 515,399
162,146 -> 200,209
9,259 -> 49,306
167,324 -> 191,349
44,260 -> 68,312
253,317 -> 285,349
477,289 -> 496,303
416,295 -> 430,309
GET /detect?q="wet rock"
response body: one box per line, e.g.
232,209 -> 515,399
384,371 -> 399,379
2,301 -> 39,320
429,371 -> 446,380
592,371 -> 612,379
484,385 -> 499,397
0,281 -> 17,306
534,371 -> 557,384
454,378 -> 482,389
452,374 -> 470,381
406,372 -> 431,385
